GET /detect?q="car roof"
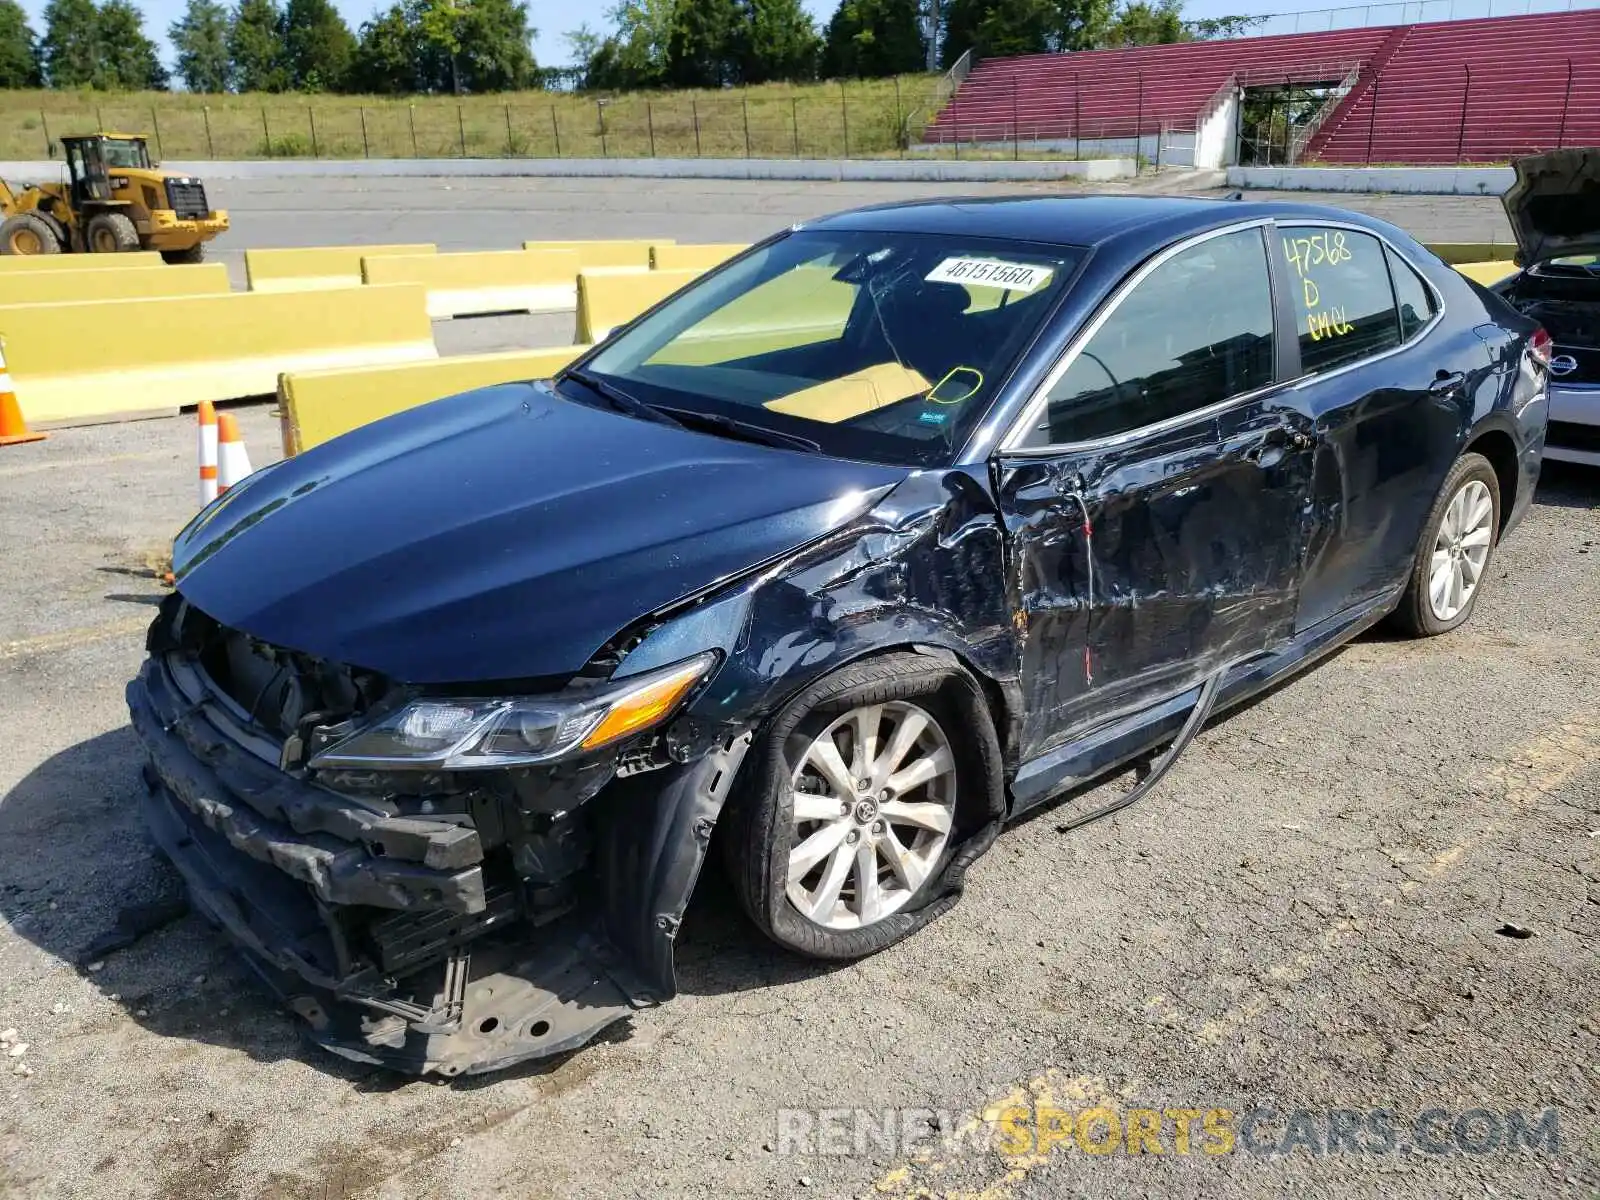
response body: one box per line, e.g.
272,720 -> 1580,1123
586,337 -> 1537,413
802,194 -> 1402,252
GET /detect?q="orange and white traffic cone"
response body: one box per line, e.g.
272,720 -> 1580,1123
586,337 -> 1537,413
217,413 -> 253,493
0,339 -> 45,447
198,400 -> 218,504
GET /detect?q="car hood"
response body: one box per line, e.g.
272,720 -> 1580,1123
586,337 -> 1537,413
1503,148 -> 1600,266
172,381 -> 904,683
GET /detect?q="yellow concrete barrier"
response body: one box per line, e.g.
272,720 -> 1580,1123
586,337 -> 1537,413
650,264 -> 853,366
279,345 -> 584,454
0,262 -> 230,307
1424,242 -> 1516,265
0,251 -> 164,270
523,239 -> 668,271
651,243 -> 746,271
1454,260 -> 1520,286
575,268 -> 701,344
244,243 -> 436,292
361,249 -> 580,318
1,284 -> 435,426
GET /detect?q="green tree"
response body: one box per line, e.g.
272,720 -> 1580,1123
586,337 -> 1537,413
822,0 -> 923,77
350,2 -> 414,91
454,0 -> 535,91
1187,13 -> 1263,39
664,0 -> 739,87
95,0 -> 167,87
576,0 -> 673,89
942,0 -> 1112,64
38,0 -> 99,86
169,0 -> 230,91
280,0 -> 353,90
350,0 -> 534,94
0,0 -> 40,87
740,0 -> 818,83
229,0 -> 288,90
1103,0 -> 1185,45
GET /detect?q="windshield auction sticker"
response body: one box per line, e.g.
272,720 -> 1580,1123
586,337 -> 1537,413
925,257 -> 1053,292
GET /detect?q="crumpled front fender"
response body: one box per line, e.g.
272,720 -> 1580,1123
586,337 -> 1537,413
595,732 -> 754,1001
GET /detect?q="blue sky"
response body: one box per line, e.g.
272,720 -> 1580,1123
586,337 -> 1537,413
16,0 -> 1271,76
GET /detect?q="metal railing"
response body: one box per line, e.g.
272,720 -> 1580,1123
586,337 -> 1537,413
937,50 -> 974,105
1247,0 -> 1593,36
1286,62 -> 1365,160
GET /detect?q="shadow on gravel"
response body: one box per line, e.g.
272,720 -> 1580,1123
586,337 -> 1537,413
0,727 -> 348,1077
0,725 -> 835,1085
1533,462 -> 1600,512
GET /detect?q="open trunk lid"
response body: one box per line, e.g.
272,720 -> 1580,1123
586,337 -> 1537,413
1503,148 -> 1600,267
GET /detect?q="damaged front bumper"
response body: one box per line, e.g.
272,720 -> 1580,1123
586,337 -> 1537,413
126,632 -> 749,1077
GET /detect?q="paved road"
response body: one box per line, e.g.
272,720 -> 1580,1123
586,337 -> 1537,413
1,180 -> 1594,1200
198,176 -> 1517,358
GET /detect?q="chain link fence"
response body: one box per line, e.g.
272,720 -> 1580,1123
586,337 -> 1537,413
3,79 -> 951,162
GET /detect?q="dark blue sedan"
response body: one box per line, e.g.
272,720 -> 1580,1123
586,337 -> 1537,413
128,196 -> 1551,1076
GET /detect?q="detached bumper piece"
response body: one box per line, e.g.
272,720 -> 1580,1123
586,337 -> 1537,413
127,657 -> 646,1076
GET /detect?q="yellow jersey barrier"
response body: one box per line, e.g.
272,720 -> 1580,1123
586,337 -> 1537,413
522,239 -> 669,272
650,243 -> 747,271
361,249 -> 580,318
0,284 -> 435,426
1422,242 -> 1516,265
0,262 -> 230,307
280,345 -> 584,454
0,251 -> 164,270
1453,260 -> 1520,286
244,243 -> 436,292
575,267 -> 701,344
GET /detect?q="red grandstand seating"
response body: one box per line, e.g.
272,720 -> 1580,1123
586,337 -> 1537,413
1305,11 -> 1600,163
925,27 -> 1392,146
925,9 -> 1600,165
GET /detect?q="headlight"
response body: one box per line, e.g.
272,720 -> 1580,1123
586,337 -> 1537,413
307,653 -> 717,770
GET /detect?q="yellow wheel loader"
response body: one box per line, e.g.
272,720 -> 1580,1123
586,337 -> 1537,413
0,133 -> 228,262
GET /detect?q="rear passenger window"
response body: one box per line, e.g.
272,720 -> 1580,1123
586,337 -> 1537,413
1387,249 -> 1437,340
1276,227 -> 1401,374
1031,228 -> 1275,445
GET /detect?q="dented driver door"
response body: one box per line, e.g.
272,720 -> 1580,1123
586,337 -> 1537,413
990,223 -> 1317,766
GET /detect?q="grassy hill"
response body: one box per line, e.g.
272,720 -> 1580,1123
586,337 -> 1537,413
0,75 -> 949,161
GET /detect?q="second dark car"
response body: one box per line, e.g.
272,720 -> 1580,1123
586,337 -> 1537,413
129,196 -> 1549,1075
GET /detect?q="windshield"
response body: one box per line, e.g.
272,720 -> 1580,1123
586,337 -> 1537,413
574,229 -> 1082,467
101,139 -> 150,169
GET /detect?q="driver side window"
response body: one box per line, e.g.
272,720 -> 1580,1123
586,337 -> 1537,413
1027,227 -> 1276,446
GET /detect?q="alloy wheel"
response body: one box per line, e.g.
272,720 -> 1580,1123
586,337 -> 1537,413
786,701 -> 957,931
1428,478 -> 1493,622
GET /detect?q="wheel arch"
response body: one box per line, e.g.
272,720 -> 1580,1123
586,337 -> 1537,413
1463,424 -> 1519,533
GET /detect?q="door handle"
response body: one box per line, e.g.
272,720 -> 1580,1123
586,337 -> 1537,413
1429,371 -> 1466,396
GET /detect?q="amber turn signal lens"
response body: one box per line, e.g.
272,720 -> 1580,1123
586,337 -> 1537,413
580,657 -> 711,751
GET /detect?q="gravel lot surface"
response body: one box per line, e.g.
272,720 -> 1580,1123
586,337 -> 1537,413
1,178 -> 1594,1200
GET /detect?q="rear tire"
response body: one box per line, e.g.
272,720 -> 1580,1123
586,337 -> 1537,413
1390,452 -> 1500,637
161,244 -> 205,264
0,212 -> 61,255
86,212 -> 140,254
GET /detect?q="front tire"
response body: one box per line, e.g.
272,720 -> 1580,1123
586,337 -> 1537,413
161,244 -> 205,264
86,212 -> 140,254
0,212 -> 61,255
723,653 -> 990,960
1391,452 -> 1500,637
